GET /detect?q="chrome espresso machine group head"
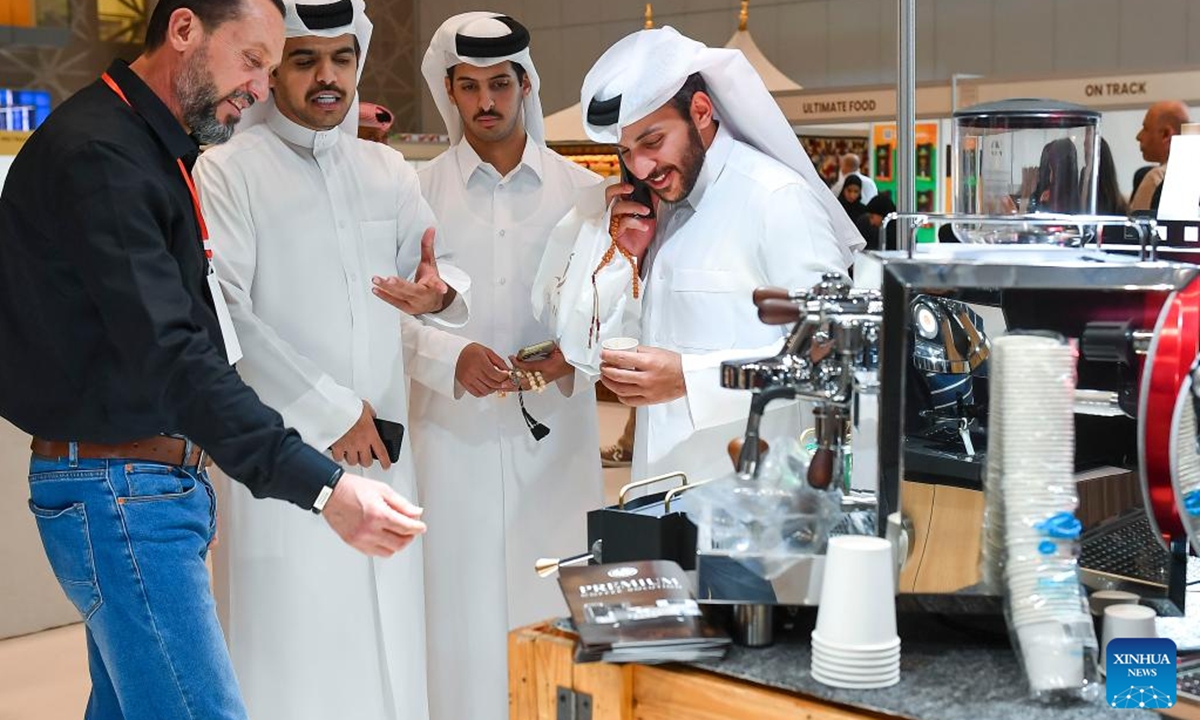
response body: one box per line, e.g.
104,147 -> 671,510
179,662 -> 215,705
721,273 -> 882,493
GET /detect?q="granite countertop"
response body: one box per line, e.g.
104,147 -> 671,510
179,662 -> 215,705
689,608 -> 1163,720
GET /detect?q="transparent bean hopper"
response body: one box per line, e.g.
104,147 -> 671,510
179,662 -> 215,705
952,99 -> 1100,245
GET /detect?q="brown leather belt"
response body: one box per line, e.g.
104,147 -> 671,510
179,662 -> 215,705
31,436 -> 208,468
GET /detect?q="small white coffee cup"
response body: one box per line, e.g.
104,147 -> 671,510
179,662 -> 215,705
601,336 -> 639,352
1100,604 -> 1157,676
1089,590 -> 1140,617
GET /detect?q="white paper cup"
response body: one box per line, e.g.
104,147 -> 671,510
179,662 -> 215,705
1100,604 -> 1157,675
1089,590 -> 1140,617
812,657 -> 900,679
812,650 -> 900,671
812,667 -> 900,689
601,336 -> 639,352
811,631 -> 901,656
814,536 -> 898,648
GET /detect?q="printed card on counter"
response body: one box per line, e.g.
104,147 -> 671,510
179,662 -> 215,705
558,560 -> 729,664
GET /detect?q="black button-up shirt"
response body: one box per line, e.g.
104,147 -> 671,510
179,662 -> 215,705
0,60 -> 340,509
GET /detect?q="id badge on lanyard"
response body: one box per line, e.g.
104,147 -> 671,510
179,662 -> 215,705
101,72 -> 243,365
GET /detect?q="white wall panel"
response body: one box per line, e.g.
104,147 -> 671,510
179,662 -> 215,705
992,0 -> 1055,77
412,0 -> 1195,132
1117,0 -> 1188,70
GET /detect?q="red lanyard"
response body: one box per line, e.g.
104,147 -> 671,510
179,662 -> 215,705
100,72 -> 212,260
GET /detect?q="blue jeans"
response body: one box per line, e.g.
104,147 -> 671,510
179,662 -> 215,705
27,451 -> 248,720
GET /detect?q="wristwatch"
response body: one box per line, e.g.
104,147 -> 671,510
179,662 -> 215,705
311,467 -> 345,515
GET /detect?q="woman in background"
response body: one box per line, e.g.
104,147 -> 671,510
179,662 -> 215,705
1096,138 -> 1130,243
1096,138 -> 1129,216
839,174 -> 869,223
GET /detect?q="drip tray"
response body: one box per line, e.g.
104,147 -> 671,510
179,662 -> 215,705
1079,510 -> 1173,591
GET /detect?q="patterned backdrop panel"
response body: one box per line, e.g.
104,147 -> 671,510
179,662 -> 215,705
0,0 -> 421,130
357,0 -> 419,131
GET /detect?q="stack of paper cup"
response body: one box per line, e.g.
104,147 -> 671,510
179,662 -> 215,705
990,334 -> 1095,694
981,346 -> 1008,592
811,535 -> 900,689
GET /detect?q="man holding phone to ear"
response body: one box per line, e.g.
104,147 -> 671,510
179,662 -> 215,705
539,27 -> 863,487
379,13 -> 603,720
192,1 -> 470,718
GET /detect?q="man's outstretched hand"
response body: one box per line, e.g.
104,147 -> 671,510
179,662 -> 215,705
371,227 -> 456,315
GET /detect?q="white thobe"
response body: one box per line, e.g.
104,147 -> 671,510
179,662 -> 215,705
194,106 -> 468,720
539,126 -> 853,486
408,135 -> 605,720
830,171 -> 879,203
1130,164 -> 1165,212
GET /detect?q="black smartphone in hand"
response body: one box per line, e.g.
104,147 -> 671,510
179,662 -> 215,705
618,153 -> 655,219
372,418 -> 405,464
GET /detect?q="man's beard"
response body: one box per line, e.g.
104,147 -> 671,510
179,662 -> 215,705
175,43 -> 253,146
651,120 -> 706,203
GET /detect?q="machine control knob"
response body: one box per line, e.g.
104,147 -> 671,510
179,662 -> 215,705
753,286 -> 792,307
758,298 -> 802,326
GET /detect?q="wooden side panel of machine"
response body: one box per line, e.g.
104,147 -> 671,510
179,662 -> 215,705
900,479 -> 985,593
897,480 -> 933,592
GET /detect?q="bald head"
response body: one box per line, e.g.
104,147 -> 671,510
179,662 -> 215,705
839,153 -> 861,176
1138,101 -> 1191,163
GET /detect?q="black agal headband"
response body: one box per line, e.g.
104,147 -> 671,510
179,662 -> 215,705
454,15 -> 530,59
295,0 -> 353,30
587,94 -> 622,126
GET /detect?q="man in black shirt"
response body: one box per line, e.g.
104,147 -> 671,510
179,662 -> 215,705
0,0 -> 425,717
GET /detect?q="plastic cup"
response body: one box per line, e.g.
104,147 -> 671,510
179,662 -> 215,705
814,536 -> 898,648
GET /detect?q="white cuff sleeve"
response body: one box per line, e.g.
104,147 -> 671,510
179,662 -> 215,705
419,262 -> 471,329
279,376 -> 363,454
680,341 -> 785,432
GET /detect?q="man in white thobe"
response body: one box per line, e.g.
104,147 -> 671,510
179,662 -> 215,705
536,27 -> 864,486
388,13 -> 604,720
193,2 -> 469,719
829,153 -> 879,203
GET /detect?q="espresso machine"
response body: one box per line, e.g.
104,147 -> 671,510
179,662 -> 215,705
866,217 -> 1198,615
535,272 -> 889,649
538,246 -> 1196,649
538,101 -> 1198,646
